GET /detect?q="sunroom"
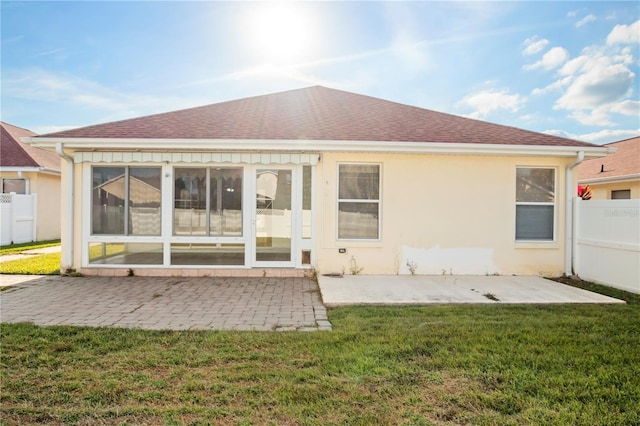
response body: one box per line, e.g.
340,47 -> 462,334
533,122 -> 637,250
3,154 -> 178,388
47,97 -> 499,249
80,152 -> 317,271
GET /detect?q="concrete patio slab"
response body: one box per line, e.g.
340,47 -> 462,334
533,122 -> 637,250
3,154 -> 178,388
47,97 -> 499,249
318,275 -> 625,306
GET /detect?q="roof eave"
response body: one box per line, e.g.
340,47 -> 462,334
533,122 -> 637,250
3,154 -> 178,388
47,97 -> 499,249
23,137 -> 609,158
578,173 -> 640,185
0,166 -> 61,175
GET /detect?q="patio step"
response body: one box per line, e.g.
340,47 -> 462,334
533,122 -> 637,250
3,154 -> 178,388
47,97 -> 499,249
78,268 -> 314,278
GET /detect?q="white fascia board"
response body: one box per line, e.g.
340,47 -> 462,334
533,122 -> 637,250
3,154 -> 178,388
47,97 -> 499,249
23,137 -> 610,158
0,166 -> 61,175
578,173 -> 640,185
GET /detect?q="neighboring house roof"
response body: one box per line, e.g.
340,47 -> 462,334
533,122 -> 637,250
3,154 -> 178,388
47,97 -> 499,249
577,136 -> 640,184
35,86 -> 596,148
1,122 -> 61,172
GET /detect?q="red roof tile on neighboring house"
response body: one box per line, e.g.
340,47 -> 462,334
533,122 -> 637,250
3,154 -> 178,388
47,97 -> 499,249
578,136 -> 640,182
36,86 -> 596,148
1,122 -> 61,171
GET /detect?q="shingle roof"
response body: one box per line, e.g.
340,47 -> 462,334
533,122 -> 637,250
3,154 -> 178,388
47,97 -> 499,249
37,86 -> 595,147
577,136 -> 640,181
1,122 -> 60,171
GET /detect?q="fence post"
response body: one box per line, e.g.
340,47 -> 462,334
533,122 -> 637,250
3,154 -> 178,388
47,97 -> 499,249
10,192 -> 16,244
32,193 -> 38,242
572,197 -> 579,277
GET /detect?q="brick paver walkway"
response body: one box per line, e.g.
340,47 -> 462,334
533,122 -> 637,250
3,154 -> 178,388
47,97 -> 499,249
0,275 -> 331,331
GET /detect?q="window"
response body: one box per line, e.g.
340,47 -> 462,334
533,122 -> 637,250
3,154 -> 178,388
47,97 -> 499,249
302,165 -> 312,239
174,167 -> 242,236
611,189 -> 631,199
516,168 -> 555,241
92,166 -> 162,235
338,164 -> 380,240
2,178 -> 26,194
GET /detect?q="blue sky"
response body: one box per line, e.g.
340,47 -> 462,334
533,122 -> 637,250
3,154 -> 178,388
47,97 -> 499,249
1,1 -> 639,144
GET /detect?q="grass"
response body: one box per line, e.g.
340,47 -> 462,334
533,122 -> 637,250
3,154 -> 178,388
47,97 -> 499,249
0,252 -> 61,275
2,296 -> 639,425
0,240 -> 60,256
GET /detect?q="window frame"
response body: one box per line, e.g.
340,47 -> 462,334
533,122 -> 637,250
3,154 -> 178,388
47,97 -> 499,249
336,162 -> 382,241
172,166 -> 244,237
611,189 -> 631,200
90,165 -> 162,236
1,178 -> 28,194
515,166 -> 556,242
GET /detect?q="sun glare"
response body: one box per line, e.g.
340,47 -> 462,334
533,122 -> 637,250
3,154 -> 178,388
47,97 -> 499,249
247,2 -> 313,64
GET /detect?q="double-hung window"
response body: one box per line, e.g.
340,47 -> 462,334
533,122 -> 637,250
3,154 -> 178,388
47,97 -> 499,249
338,164 -> 380,240
515,167 -> 555,241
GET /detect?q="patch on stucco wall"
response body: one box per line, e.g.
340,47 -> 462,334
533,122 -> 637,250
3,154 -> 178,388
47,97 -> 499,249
400,245 -> 500,275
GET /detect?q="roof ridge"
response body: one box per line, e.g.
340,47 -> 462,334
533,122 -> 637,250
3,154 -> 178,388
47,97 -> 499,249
39,85 -> 321,138
319,87 -> 592,146
32,86 -> 600,148
605,135 -> 640,146
1,121 -> 37,135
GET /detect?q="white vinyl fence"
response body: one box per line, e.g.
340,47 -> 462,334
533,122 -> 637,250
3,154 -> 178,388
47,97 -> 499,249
575,199 -> 640,294
0,193 -> 37,246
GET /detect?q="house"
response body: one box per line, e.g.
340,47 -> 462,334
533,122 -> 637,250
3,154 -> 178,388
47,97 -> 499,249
0,122 -> 61,243
577,136 -> 640,199
24,86 -> 610,277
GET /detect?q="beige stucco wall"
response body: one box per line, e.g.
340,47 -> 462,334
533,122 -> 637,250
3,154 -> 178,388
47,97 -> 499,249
584,180 -> 640,199
60,151 -> 576,276
0,171 -> 61,241
314,152 -> 573,277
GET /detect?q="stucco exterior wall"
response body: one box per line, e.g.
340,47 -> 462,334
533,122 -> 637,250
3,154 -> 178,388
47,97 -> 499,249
585,180 -> 640,199
61,151 -> 575,276
0,171 -> 61,241
314,152 -> 572,277
32,173 -> 62,241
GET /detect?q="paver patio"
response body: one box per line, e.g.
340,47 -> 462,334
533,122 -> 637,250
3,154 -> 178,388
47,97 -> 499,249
0,275 -> 331,331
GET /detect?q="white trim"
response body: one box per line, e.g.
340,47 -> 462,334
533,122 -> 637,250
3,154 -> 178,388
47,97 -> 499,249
72,151 -> 320,165
252,165 -> 297,268
0,166 -> 61,175
578,173 -> 640,185
336,162 -> 382,242
515,166 -> 557,243
24,137 -> 610,158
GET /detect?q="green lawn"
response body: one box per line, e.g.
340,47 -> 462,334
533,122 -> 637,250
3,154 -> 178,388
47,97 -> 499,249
0,240 -> 60,256
2,295 -> 639,425
0,252 -> 60,275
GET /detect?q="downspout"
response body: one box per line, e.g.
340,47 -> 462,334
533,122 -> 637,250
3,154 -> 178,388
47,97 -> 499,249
56,143 -> 74,270
565,151 -> 584,277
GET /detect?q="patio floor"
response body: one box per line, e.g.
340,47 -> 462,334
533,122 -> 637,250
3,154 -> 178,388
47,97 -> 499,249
318,275 -> 625,306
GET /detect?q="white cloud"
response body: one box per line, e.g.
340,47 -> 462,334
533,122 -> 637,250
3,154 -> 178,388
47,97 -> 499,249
522,36 -> 549,55
569,108 -> 614,126
546,30 -> 638,128
556,62 -> 635,111
606,20 -> 640,45
457,88 -> 526,119
523,47 -> 569,71
576,14 -> 597,28
2,68 -> 208,118
532,76 -> 573,96
544,128 -> 640,144
610,100 -> 640,116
